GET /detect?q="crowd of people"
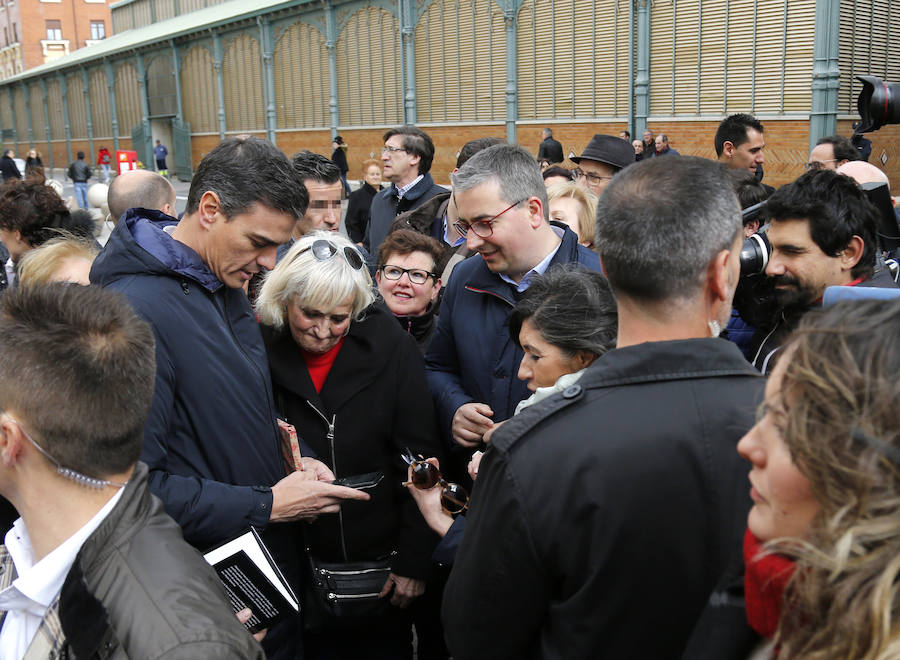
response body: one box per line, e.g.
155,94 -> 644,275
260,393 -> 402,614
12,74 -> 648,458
0,109 -> 896,660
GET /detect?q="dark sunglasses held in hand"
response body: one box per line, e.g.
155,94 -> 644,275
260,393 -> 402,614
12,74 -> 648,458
401,447 -> 469,515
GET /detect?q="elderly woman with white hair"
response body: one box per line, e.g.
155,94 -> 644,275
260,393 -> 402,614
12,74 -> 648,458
256,231 -> 443,659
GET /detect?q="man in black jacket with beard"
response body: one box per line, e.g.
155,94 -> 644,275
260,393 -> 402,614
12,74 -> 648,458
443,157 -> 763,659
749,168 -> 897,374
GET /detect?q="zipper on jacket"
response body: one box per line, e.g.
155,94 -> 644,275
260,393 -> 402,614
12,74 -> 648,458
305,400 -> 349,561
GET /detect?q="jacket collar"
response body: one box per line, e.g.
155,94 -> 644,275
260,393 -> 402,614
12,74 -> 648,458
385,173 -> 437,203
463,223 -> 582,305
582,337 -> 762,390
91,209 -> 224,293
264,305 -> 397,413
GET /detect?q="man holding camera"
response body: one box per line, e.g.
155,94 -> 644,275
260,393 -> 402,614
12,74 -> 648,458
750,169 -> 897,373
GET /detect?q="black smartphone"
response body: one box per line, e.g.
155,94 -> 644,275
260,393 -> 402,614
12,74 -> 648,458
332,471 -> 384,490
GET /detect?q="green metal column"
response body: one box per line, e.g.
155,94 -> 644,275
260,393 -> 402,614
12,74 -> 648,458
22,84 -> 34,147
810,0 -> 841,147
5,88 -> 15,148
633,0 -> 650,137
171,40 -> 184,121
59,73 -> 73,164
41,79 -> 53,172
325,2 -> 339,138
104,62 -> 119,151
136,53 -> 153,164
503,0 -> 520,145
400,0 -> 416,123
212,33 -> 227,139
83,68 -> 96,159
258,17 -> 276,143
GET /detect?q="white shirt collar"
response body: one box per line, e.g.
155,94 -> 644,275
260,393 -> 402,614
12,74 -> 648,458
0,487 -> 124,655
5,257 -> 15,288
499,225 -> 564,293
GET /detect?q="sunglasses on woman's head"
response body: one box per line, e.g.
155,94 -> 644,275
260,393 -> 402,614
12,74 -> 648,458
294,239 -> 364,270
401,447 -> 469,515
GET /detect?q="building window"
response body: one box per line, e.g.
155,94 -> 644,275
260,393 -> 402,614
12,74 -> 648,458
3,27 -> 7,47
12,23 -> 16,42
45,20 -> 62,40
89,20 -> 105,40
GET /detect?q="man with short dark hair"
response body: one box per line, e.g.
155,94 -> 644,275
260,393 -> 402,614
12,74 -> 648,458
0,150 -> 20,182
107,169 -> 177,223
0,284 -> 265,659
365,125 -> 446,256
537,128 -> 564,165
67,151 -> 92,209
425,144 -> 601,452
443,157 -> 762,659
750,168 -> 896,373
715,113 -> 766,177
91,136 -> 369,659
807,135 -> 857,171
154,140 -> 169,177
291,150 -> 343,238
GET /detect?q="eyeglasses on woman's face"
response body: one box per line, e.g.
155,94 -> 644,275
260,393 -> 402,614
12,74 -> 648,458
379,264 -> 436,285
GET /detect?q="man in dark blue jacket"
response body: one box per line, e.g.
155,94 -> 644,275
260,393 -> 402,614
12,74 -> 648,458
425,144 -> 601,453
364,125 -> 446,256
90,137 -> 369,659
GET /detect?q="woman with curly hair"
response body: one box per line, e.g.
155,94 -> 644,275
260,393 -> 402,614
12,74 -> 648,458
738,298 -> 900,659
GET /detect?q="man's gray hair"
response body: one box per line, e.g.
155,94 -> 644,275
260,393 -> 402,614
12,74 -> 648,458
595,156 -> 740,302
451,144 -> 549,221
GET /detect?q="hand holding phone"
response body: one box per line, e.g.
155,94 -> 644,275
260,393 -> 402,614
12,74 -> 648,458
331,471 -> 384,490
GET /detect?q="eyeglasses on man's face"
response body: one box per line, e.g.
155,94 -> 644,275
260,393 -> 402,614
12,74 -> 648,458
573,168 -> 613,186
452,197 -> 528,239
804,159 -> 838,171
380,264 -> 436,285
382,145 -> 408,154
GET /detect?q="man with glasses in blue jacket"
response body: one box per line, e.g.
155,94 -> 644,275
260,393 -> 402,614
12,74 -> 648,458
425,144 -> 601,460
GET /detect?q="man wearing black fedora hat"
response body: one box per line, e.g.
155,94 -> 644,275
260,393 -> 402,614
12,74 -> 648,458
571,134 -> 635,196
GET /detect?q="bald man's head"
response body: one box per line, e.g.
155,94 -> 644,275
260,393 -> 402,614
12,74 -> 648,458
836,161 -> 890,190
107,170 -> 177,222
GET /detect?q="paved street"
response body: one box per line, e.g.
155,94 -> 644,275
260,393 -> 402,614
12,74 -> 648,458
44,167 -> 191,216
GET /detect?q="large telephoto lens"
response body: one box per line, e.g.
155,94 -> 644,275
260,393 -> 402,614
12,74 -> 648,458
740,232 -> 770,276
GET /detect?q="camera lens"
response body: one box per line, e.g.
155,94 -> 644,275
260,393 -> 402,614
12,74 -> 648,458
740,232 -> 771,276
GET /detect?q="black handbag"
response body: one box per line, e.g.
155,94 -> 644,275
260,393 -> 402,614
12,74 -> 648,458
302,551 -> 395,630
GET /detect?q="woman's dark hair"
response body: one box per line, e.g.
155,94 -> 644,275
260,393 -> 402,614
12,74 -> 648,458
509,265 -> 617,358
542,165 -> 573,182
0,179 -> 72,248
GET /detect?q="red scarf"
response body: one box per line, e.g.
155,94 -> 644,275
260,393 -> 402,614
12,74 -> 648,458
743,528 -> 796,639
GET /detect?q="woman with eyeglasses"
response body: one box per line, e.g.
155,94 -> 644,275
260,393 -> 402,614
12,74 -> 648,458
406,265 -> 617,563
736,299 -> 900,659
256,231 -> 444,660
376,229 -> 447,353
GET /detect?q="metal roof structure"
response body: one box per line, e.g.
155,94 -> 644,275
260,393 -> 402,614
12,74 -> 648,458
3,0 -> 311,84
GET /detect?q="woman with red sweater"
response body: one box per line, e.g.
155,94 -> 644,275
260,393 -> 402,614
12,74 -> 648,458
737,298 -> 900,659
255,231 -> 444,659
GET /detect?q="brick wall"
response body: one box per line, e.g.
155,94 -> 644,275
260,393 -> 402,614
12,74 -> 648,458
18,0 -> 111,71
183,119 -> 899,192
